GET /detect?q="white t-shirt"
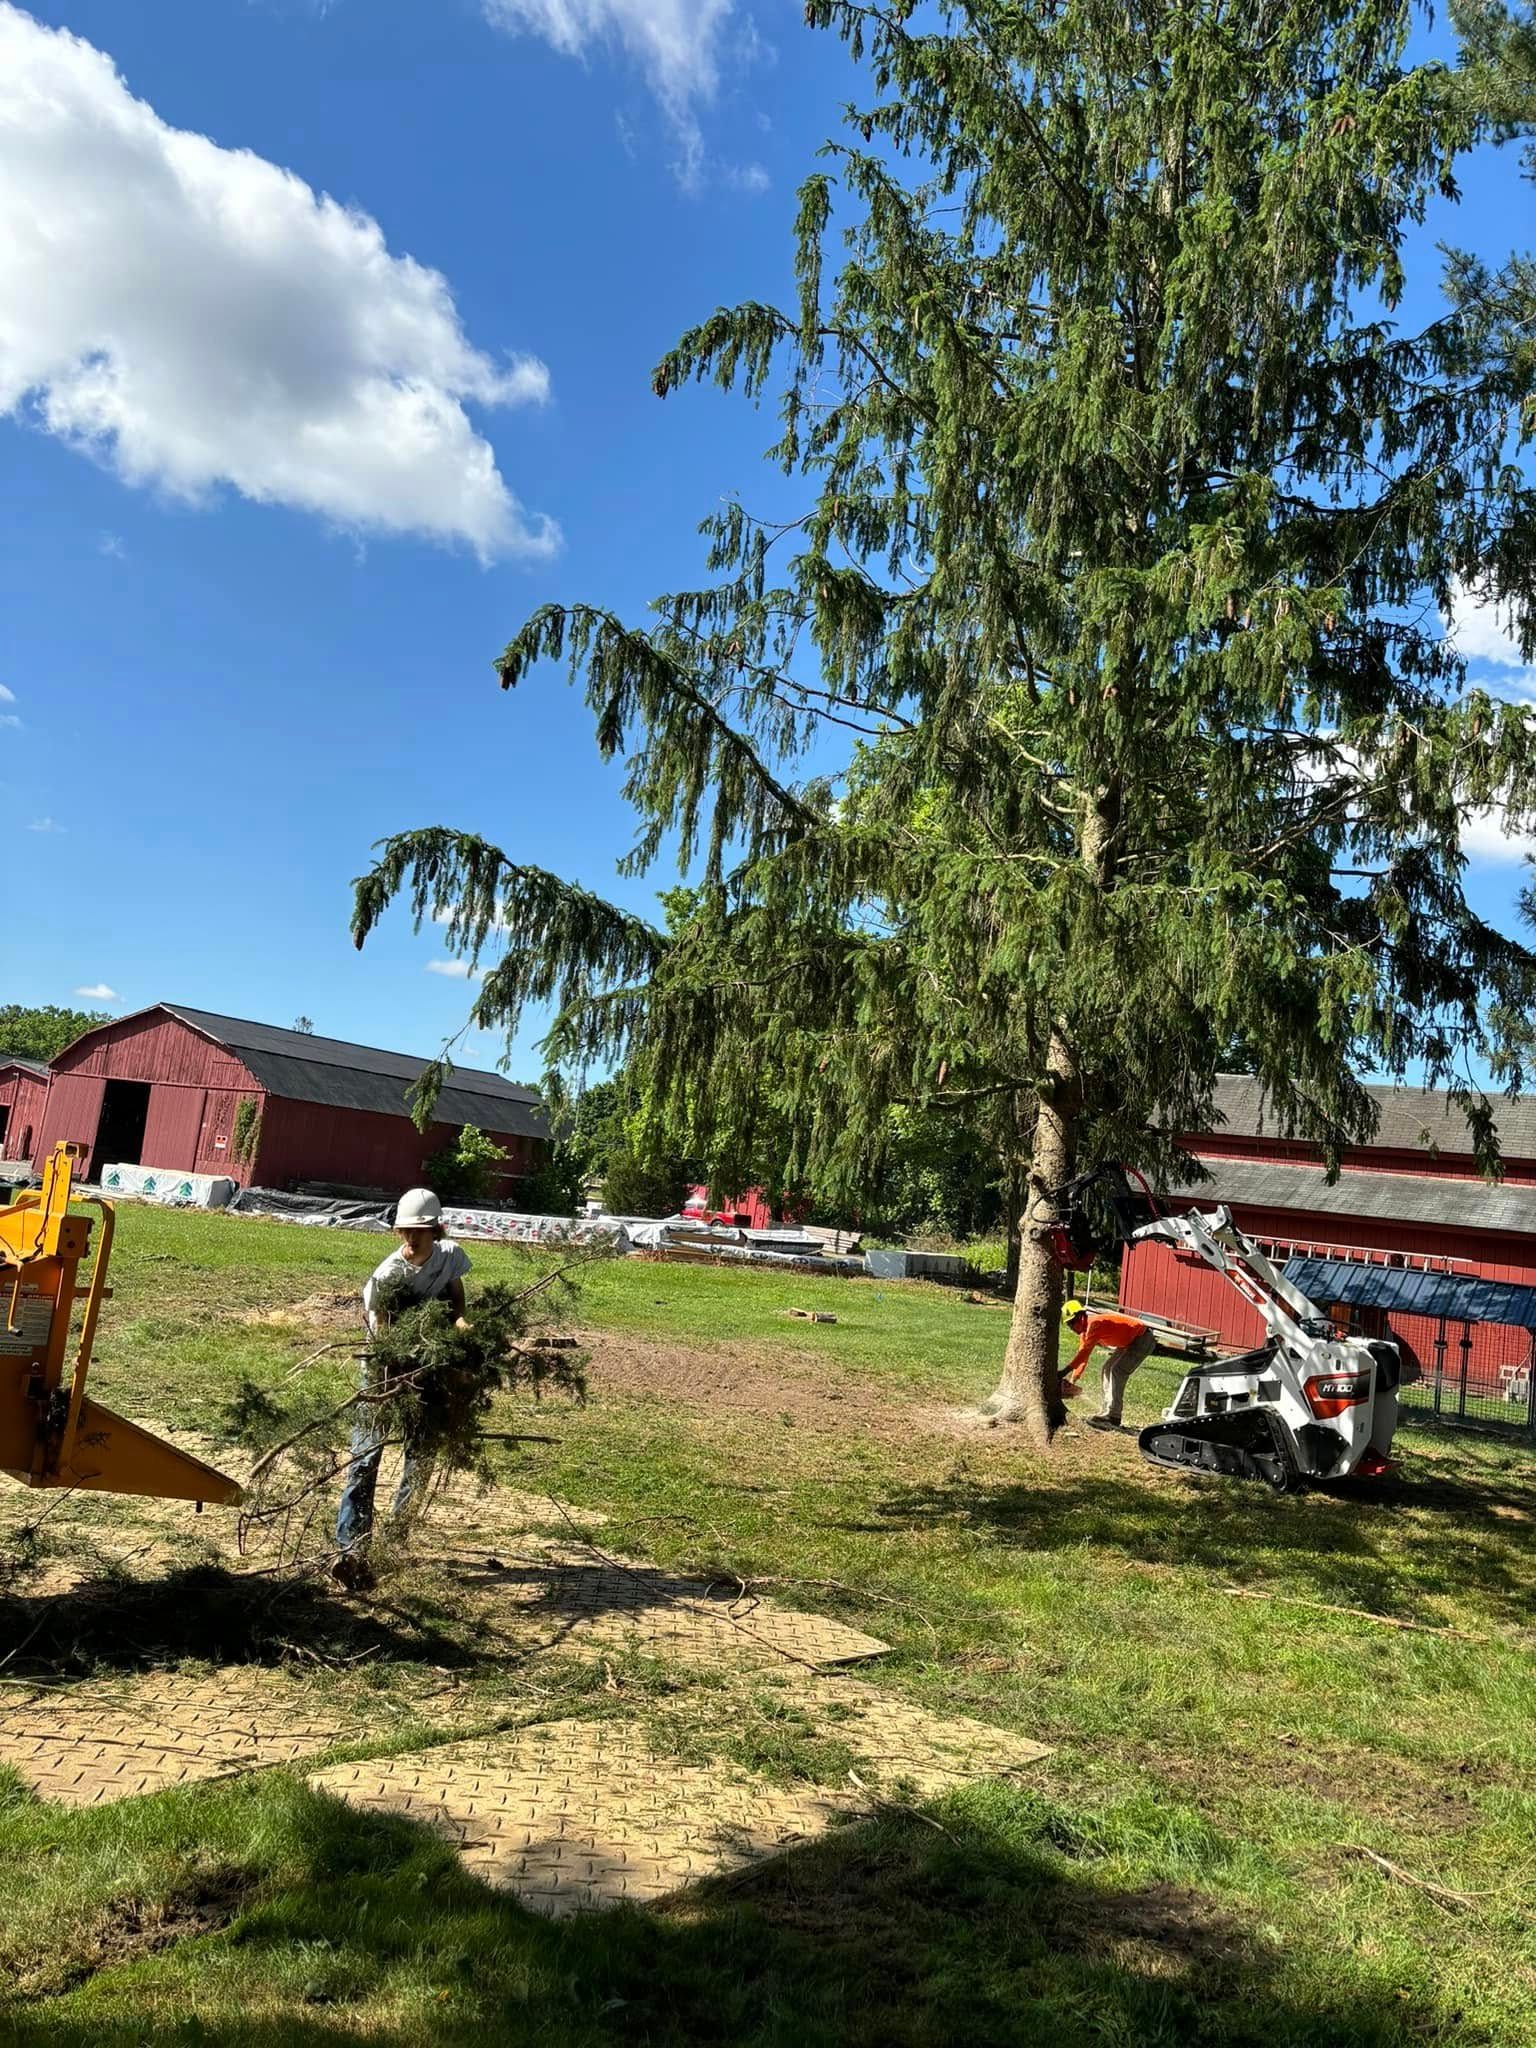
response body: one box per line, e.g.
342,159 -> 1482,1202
362,1240 -> 472,1332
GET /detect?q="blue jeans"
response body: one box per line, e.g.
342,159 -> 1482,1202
334,1410 -> 429,1553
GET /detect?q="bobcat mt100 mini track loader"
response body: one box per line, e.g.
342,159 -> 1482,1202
0,1144 -> 242,1505
1128,1206 -> 1405,1492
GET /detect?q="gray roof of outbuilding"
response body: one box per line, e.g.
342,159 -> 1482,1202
0,1057 -> 48,1078
160,1005 -> 548,1138
1173,1155 -> 1536,1236
1205,1074 -> 1536,1163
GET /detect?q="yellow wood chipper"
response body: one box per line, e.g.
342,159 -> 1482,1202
0,1143 -> 242,1505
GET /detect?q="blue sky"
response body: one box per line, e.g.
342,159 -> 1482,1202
3,0 -> 1534,1082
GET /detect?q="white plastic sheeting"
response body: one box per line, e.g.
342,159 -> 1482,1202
99,1162 -> 237,1209
438,1206 -> 632,1250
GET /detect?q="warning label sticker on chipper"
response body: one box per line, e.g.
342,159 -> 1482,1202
0,1289 -> 54,1357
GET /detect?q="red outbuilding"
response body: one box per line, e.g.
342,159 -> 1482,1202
28,1003 -> 548,1197
1120,1075 -> 1536,1428
0,1058 -> 50,1166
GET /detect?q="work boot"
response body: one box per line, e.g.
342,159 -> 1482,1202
1086,1416 -> 1122,1432
329,1550 -> 375,1593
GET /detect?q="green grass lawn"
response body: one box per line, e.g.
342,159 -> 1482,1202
2,1203 -> 1534,2046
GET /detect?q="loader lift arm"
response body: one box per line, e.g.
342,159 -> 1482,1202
1130,1206 -> 1332,1347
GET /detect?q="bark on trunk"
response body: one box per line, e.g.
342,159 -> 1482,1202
1004,1211 -> 1022,1298
983,1029 -> 1078,1446
981,783 -> 1117,1446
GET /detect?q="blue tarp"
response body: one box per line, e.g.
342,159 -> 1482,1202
1285,1257 -> 1536,1331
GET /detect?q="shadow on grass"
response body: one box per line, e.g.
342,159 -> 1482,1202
0,1546 -> 782,1683
860,1452 -> 1535,1632
0,1566 -> 482,1679
1,1775 -> 1444,2048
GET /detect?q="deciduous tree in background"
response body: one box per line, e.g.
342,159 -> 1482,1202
357,0 -> 1536,1446
0,1005 -> 109,1064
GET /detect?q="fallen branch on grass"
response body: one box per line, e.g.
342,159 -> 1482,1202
1220,1585 -> 1487,1642
743,1574 -> 942,1651
1340,1844 -> 1489,1911
848,1768 -> 960,1843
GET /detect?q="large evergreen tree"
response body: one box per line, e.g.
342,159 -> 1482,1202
356,0 -> 1536,1445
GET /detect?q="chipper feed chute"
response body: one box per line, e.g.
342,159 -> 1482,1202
0,1143 -> 242,1505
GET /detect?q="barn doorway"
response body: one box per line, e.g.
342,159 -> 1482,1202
0,1107 -> 9,1156
92,1080 -> 151,1178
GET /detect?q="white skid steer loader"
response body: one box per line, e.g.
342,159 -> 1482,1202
1128,1206 -> 1408,1491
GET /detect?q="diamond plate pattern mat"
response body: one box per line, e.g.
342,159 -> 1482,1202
0,1674 -> 354,1806
308,1687 -> 1050,1916
457,1546 -> 893,1671
311,1717 -> 848,1915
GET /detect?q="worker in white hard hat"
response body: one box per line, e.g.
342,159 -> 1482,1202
334,1187 -> 472,1582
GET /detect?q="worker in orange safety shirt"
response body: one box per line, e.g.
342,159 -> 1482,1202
1062,1299 -> 1157,1431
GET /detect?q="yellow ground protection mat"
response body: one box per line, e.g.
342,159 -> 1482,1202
0,1673 -> 356,1805
447,1542 -> 895,1671
308,1682 -> 1052,1918
0,1555 -> 890,1811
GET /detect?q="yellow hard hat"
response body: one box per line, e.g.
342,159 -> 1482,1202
1064,1298 -> 1087,1321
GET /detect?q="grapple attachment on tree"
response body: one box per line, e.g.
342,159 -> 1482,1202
1047,1164 -> 1158,1270
0,1144 -> 242,1505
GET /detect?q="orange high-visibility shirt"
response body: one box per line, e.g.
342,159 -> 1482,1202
1065,1311 -> 1148,1374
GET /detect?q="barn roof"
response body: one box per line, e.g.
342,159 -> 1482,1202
158,1005 -> 549,1138
1205,1073 -> 1536,1164
0,1057 -> 48,1078
1171,1154 -> 1536,1236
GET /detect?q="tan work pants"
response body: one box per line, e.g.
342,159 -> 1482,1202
1100,1330 -> 1157,1423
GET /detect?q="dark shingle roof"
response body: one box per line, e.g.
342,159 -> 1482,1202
161,1005 -> 548,1139
1205,1074 -> 1536,1164
1172,1155 -> 1536,1235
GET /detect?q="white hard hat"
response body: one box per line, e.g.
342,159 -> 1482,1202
394,1187 -> 442,1229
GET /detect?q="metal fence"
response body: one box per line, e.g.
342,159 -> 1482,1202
1398,1319 -> 1536,1442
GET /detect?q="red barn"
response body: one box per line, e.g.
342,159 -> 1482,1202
30,1004 -> 547,1197
0,1058 -> 50,1165
1120,1075 -> 1536,1429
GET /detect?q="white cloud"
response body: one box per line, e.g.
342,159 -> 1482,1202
0,712 -> 19,729
98,531 -> 127,559
426,958 -> 486,980
1299,731 -> 1536,870
0,683 -> 13,702
1444,579 -> 1536,696
482,0 -> 735,184
74,983 -> 117,1000
1458,804 -> 1536,865
27,815 -> 63,833
0,5 -> 556,560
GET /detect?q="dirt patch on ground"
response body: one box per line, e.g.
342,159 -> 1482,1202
579,1330 -> 934,1441
1055,1877 -> 1251,1978
581,1328 -> 1183,1466
238,1289 -> 362,1334
12,1864 -> 252,2000
1130,1729 -> 1509,1837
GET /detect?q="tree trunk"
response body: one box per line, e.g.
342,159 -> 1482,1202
983,1027 -> 1080,1446
982,784 -> 1116,1445
1001,1105 -> 1033,1296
